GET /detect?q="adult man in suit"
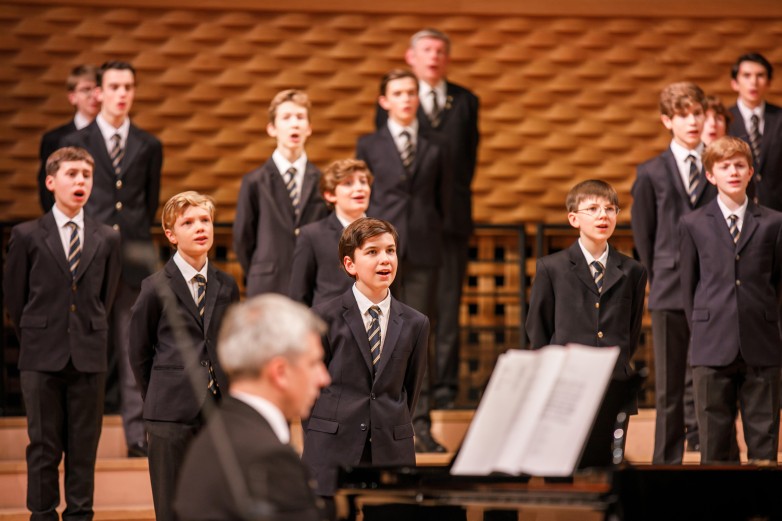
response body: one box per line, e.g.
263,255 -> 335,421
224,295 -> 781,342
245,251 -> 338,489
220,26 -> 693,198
728,53 -> 782,212
38,64 -> 100,213
4,146 -> 121,521
233,89 -> 330,297
175,294 -> 330,521
358,69 -> 449,452
62,60 -> 162,458
376,28 -> 480,412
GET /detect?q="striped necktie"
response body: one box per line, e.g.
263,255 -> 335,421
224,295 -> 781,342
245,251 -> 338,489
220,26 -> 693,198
400,130 -> 414,172
429,89 -> 442,128
749,114 -> 762,165
728,214 -> 740,244
110,133 -> 124,176
66,221 -> 81,278
591,260 -> 604,293
368,306 -> 381,373
283,166 -> 300,214
686,154 -> 699,206
194,274 -> 219,396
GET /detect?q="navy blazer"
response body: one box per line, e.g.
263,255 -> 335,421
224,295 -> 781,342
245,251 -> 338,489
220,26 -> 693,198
526,241 -> 647,380
38,120 -> 78,212
680,198 -> 782,367
129,259 -> 240,422
356,126 -> 450,267
631,147 -> 716,310
302,289 -> 428,495
288,213 -> 353,307
376,80 -> 479,236
61,120 -> 163,287
233,158 -> 329,297
728,103 -> 782,211
4,212 -> 121,372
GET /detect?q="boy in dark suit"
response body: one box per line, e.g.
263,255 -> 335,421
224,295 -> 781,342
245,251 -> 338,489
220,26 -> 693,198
357,68 -> 449,452
526,180 -> 647,450
129,191 -> 240,521
62,60 -> 163,458
301,218 -> 428,504
680,136 -> 782,464
233,89 -> 330,297
376,28 -> 480,413
38,64 -> 100,213
175,294 -> 331,521
4,146 -> 121,521
289,158 -> 373,307
631,81 -> 716,463
727,53 -> 782,211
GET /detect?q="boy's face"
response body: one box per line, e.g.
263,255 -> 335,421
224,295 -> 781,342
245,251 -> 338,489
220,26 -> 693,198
68,78 -> 100,120
45,160 -> 93,217
344,232 -> 398,295
701,109 -> 727,146
98,69 -> 135,122
405,36 -> 449,86
267,101 -> 312,153
324,171 -> 371,216
706,153 -> 754,204
379,77 -> 419,127
731,60 -> 770,108
164,205 -> 214,260
567,196 -> 618,246
661,105 -> 705,150
279,332 -> 331,421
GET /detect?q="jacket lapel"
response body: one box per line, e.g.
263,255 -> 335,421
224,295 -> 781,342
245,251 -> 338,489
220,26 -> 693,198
74,217 -> 99,283
121,125 -> 142,174
704,199 -> 736,251
266,159 -> 296,225
736,202 -> 761,254
87,122 -> 114,180
203,263 -> 221,335
297,162 -> 319,225
165,260 -> 202,325
41,213 -> 71,278
601,246 -> 625,295
373,298 -> 403,381
411,131 -> 430,178
662,148 -> 691,205
379,126 -> 408,179
568,242 -> 600,296
343,293 -> 373,374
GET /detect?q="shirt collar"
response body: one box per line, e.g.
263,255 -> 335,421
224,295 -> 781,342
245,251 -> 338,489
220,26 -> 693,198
670,139 -> 704,163
737,98 -> 766,120
577,238 -> 609,267
229,390 -> 290,444
96,113 -> 130,142
387,117 -> 418,140
172,250 -> 208,283
716,195 -> 749,223
334,211 -> 365,228
419,79 -> 447,99
73,112 -> 92,130
51,204 -> 84,229
272,149 -> 308,176
352,283 -> 391,318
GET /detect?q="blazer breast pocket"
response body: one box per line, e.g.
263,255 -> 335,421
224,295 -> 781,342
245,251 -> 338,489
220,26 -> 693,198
307,417 -> 339,435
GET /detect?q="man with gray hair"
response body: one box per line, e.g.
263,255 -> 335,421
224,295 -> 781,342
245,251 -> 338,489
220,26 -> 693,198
174,294 -> 330,521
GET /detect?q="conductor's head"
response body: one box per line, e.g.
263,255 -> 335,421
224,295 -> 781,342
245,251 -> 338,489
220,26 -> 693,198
217,294 -> 331,421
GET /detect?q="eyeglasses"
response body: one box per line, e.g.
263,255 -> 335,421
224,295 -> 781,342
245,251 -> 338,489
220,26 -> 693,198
575,205 -> 620,217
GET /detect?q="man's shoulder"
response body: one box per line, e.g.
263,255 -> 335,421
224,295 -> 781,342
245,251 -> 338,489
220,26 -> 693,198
42,121 -> 76,144
637,149 -> 670,174
312,290 -> 352,318
447,81 -> 478,102
129,123 -> 161,147
390,295 -> 428,324
243,158 -> 277,181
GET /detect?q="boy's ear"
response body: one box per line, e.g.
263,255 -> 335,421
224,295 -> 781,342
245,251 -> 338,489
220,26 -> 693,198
266,122 -> 277,139
44,175 -> 55,193
343,255 -> 357,277
660,114 -> 673,130
378,95 -> 390,112
567,211 -> 581,229
730,78 -> 740,94
163,228 -> 178,246
323,191 -> 337,204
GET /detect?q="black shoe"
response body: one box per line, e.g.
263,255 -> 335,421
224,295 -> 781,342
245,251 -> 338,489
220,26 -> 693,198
127,441 -> 148,458
414,430 -> 447,453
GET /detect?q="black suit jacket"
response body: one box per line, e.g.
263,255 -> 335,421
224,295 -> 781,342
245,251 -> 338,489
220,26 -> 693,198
631,147 -> 716,310
129,259 -> 240,422
302,289 -> 428,495
680,198 -> 782,367
526,241 -> 648,380
288,212 -> 354,307
61,119 -> 163,287
375,80 -> 479,236
356,126 -> 450,266
233,158 -> 329,296
728,103 -> 782,211
174,395 -> 324,521
38,120 -> 77,212
3,212 -> 121,372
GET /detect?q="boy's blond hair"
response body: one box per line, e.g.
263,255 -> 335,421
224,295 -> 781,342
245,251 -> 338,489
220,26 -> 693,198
268,89 -> 311,124
703,136 -> 753,172
320,159 -> 374,208
66,64 -> 97,91
659,82 -> 706,118
566,179 -> 619,213
161,191 -> 215,232
46,147 -> 94,176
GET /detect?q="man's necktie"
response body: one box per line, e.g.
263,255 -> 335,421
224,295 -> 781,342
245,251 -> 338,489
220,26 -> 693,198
368,306 -> 381,373
591,261 -> 604,293
283,166 -> 300,213
749,114 -> 762,164
728,214 -> 740,244
400,131 -> 414,172
429,89 -> 442,128
67,221 -> 81,278
687,154 -> 699,206
194,274 -> 219,396
110,133 -> 124,176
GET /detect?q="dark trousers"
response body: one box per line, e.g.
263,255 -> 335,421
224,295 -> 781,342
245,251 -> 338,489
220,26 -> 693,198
693,357 -> 780,463
20,362 -> 105,521
145,418 -> 204,521
392,261 -> 438,429
651,309 -> 696,464
433,234 -> 469,406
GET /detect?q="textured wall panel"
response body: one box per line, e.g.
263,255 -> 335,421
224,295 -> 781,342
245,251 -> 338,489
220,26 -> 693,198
1,2 -> 781,225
